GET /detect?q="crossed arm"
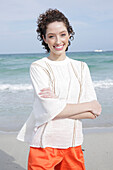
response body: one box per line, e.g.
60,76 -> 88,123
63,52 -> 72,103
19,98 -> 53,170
38,88 -> 102,120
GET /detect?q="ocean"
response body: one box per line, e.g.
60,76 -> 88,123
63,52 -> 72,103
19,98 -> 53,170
0,51 -> 113,132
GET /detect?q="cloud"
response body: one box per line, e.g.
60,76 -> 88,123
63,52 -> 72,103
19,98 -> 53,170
61,0 -> 113,23
77,0 -> 113,22
0,0 -> 113,53
1,0 -> 113,23
0,0 -> 44,21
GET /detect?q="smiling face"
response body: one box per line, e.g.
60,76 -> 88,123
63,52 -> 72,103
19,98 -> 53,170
43,21 -> 70,60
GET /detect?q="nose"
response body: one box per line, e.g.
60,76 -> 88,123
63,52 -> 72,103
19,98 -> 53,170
56,36 -> 61,44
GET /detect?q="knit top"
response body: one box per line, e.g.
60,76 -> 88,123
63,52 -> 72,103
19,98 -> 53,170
17,56 -> 97,148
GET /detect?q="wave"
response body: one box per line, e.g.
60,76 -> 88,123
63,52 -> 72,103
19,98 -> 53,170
93,79 -> 113,89
0,84 -> 33,91
0,79 -> 113,92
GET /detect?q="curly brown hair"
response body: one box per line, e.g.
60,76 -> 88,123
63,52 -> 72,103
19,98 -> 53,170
36,9 -> 75,52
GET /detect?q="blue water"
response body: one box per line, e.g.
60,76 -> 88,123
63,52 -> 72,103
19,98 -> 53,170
0,51 -> 113,132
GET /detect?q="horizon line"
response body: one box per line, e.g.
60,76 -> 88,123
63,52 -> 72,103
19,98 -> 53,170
0,50 -> 113,55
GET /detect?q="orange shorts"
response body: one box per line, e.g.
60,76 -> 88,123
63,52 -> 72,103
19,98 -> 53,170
28,145 -> 85,170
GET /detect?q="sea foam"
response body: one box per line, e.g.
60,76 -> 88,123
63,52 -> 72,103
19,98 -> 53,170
0,84 -> 33,91
0,79 -> 113,91
93,79 -> 113,89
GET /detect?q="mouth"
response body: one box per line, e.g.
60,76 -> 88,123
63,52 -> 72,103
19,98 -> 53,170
53,44 -> 64,51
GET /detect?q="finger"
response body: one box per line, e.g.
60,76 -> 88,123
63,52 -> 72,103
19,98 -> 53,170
39,93 -> 58,98
40,94 -> 54,98
39,89 -> 58,98
38,91 -> 53,95
39,89 -> 52,94
40,87 -> 51,91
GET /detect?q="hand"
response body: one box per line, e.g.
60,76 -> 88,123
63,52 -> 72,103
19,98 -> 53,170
38,87 -> 58,98
90,100 -> 102,116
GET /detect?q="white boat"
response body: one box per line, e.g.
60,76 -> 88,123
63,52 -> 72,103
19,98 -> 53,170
94,49 -> 103,52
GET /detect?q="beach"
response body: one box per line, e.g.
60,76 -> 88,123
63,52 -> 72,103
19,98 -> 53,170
0,128 -> 113,170
0,52 -> 113,169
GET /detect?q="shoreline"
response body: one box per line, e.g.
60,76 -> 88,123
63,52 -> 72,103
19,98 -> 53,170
83,126 -> 113,134
1,126 -> 113,134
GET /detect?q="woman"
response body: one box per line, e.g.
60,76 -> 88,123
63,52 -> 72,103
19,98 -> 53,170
17,9 -> 101,170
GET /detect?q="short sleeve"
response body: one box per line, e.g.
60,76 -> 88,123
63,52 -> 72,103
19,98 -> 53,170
80,62 -> 97,103
30,63 -> 67,127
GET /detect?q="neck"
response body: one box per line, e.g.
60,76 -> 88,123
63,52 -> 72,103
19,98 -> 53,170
48,52 -> 66,61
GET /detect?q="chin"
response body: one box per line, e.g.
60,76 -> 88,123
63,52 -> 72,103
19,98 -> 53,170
53,48 -> 67,55
54,51 -> 65,56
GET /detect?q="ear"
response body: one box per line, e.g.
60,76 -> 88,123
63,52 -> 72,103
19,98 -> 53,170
68,34 -> 71,39
42,35 -> 48,44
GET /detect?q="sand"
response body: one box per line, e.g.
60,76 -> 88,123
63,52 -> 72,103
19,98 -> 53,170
0,129 -> 113,170
83,128 -> 113,170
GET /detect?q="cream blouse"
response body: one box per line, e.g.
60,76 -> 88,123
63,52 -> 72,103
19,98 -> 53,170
17,56 -> 97,148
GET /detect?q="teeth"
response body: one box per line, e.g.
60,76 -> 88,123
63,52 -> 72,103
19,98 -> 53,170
55,45 -> 63,49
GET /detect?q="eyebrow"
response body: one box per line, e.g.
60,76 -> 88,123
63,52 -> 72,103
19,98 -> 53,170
47,30 -> 67,35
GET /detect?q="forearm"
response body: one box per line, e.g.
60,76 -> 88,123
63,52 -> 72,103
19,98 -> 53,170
38,88 -> 101,120
55,102 -> 92,119
68,111 -> 96,120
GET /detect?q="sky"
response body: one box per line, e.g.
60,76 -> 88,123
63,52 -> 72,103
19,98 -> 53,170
0,0 -> 113,54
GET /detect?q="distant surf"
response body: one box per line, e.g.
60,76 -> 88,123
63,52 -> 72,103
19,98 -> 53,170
0,79 -> 113,92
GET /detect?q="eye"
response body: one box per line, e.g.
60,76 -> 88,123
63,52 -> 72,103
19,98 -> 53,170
61,33 -> 66,37
48,35 -> 54,38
